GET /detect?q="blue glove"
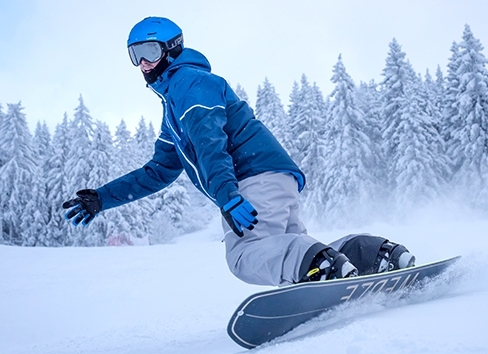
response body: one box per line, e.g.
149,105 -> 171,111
221,195 -> 258,237
62,189 -> 102,226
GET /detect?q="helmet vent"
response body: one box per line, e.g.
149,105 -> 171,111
147,32 -> 157,36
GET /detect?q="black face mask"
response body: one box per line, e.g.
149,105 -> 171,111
143,46 -> 183,84
143,57 -> 170,84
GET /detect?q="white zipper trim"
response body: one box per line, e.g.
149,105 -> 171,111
158,137 -> 174,145
179,104 -> 225,121
148,85 -> 180,140
149,84 -> 216,202
174,142 -> 216,202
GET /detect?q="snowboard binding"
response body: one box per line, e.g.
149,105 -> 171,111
301,248 -> 358,282
375,241 -> 416,272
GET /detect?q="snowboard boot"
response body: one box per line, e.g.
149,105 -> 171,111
375,241 -> 416,273
300,248 -> 358,282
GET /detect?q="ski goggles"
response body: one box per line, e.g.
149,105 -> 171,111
128,41 -> 164,66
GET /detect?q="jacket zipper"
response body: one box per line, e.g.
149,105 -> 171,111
149,85 -> 216,202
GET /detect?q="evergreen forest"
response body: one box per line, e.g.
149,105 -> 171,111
1,25 -> 487,246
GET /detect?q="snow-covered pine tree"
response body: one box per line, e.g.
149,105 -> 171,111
33,121 -> 52,161
44,114 -> 71,246
235,83 -> 250,106
33,121 -> 53,217
391,78 -> 451,210
434,66 -> 447,119
20,175 -> 47,246
64,95 -> 95,246
22,121 -> 53,246
380,39 -> 452,211
300,82 -> 328,218
0,103 -> 38,245
380,39 -> 417,192
147,121 -> 156,139
105,119 -> 138,243
282,81 -> 301,155
317,56 -> 378,227
419,70 -> 452,182
255,78 -> 288,145
286,81 -> 302,160
381,38 -> 416,169
447,25 -> 488,205
64,96 -> 95,192
132,116 -> 177,244
81,120 -> 114,246
356,81 -> 386,190
312,83 -> 328,135
287,75 -> 325,170
0,103 -> 37,170
422,71 -> 441,130
133,116 -> 154,161
443,41 -> 462,172
422,71 -> 452,180
109,119 -> 153,243
112,119 -> 138,173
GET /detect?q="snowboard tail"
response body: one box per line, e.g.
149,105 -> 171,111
228,256 -> 461,349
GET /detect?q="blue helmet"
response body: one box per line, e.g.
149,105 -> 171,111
127,17 -> 183,51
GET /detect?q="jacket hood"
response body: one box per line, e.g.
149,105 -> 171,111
149,48 -> 211,92
167,48 -> 211,75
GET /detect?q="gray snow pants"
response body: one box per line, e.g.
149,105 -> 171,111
222,172 -> 393,286
222,172 -> 327,286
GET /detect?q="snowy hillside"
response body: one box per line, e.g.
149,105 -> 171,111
1,206 -> 488,354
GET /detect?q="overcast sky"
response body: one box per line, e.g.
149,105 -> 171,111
1,0 -> 488,134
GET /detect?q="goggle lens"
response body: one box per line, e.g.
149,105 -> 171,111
128,41 -> 163,66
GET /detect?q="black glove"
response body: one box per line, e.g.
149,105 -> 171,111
221,195 -> 258,237
62,189 -> 102,226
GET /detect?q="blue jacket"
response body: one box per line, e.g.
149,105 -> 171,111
97,48 -> 305,210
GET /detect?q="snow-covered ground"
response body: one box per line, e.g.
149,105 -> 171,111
2,204 -> 488,354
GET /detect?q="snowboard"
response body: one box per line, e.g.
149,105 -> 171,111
227,256 -> 461,349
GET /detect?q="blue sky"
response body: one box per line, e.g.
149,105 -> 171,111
1,0 -> 488,133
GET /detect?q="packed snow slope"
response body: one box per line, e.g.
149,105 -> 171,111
1,205 -> 488,354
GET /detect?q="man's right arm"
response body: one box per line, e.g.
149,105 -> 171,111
96,135 -> 183,211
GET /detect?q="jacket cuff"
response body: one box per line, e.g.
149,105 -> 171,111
95,186 -> 113,211
215,182 -> 239,208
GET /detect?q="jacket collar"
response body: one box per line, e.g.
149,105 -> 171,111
148,48 -> 212,93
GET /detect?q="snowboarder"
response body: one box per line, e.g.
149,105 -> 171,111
63,17 -> 415,286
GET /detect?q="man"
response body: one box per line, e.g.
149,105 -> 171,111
63,17 -> 415,286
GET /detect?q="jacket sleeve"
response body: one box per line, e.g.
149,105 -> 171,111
96,132 -> 183,211
172,72 -> 239,208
